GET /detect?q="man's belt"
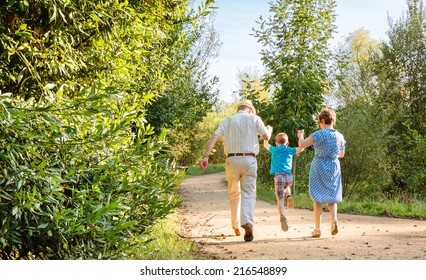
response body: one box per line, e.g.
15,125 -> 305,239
227,153 -> 256,157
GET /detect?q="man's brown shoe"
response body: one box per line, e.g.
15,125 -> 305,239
241,223 -> 253,242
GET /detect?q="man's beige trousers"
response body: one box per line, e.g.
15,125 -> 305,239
225,156 -> 258,229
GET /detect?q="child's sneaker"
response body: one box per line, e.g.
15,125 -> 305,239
280,215 -> 289,232
286,195 -> 294,208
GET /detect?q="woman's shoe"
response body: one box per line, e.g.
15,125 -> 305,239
331,221 -> 338,236
311,228 -> 321,238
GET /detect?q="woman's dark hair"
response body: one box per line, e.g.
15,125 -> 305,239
318,109 -> 336,125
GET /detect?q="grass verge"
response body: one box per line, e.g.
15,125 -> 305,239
185,164 -> 225,176
130,212 -> 200,260
256,181 -> 426,219
187,165 -> 426,219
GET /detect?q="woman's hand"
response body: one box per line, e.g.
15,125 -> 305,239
297,129 -> 305,139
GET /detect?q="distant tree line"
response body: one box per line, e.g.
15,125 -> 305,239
204,0 -> 425,201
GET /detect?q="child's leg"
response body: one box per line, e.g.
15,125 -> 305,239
274,176 -> 286,217
284,184 -> 294,208
283,173 -> 294,208
284,173 -> 293,197
275,175 -> 289,231
276,195 -> 285,217
284,186 -> 290,196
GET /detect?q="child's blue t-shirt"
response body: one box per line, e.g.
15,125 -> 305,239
268,145 -> 297,175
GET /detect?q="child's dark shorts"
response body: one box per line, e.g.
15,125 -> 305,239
274,172 -> 293,199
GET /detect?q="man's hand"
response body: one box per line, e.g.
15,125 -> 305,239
263,125 -> 273,141
200,157 -> 209,171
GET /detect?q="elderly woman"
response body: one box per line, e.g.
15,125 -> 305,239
298,109 -> 346,238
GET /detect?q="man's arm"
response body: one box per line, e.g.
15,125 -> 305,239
262,125 -> 273,141
199,134 -> 220,171
263,139 -> 271,150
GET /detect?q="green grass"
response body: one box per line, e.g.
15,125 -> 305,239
256,181 -> 426,219
186,165 -> 426,219
185,164 -> 225,176
130,212 -> 202,260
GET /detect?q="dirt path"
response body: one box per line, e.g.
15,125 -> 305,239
179,172 -> 426,260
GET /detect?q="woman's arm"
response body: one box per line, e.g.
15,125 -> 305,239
297,129 -> 314,149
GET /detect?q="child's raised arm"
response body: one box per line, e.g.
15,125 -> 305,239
263,139 -> 271,150
263,125 -> 273,150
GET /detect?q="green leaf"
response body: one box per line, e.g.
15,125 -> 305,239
44,83 -> 56,90
37,223 -> 49,229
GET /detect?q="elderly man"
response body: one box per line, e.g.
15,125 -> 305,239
200,100 -> 272,242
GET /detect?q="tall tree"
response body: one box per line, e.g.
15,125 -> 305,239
253,0 -> 336,141
145,10 -> 220,133
375,0 -> 426,134
236,67 -> 269,101
373,0 -> 426,195
331,29 -> 388,199
144,6 -> 221,166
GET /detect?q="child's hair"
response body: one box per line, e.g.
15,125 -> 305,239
275,133 -> 289,145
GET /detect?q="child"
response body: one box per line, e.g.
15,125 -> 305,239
264,128 -> 304,231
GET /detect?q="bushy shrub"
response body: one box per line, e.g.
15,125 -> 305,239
387,125 -> 426,198
0,94 -> 181,259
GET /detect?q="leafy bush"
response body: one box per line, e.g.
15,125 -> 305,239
0,0 -> 217,259
0,93 -> 181,259
388,125 -> 426,198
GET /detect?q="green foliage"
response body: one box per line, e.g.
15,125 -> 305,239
330,29 -> 389,197
0,0 -> 218,259
142,4 -> 221,167
337,104 -> 388,199
389,125 -> 426,197
130,213 -> 197,260
185,164 -> 225,176
330,1 -> 426,200
174,102 -> 235,167
0,93 -> 182,259
144,8 -> 220,134
253,0 -> 337,143
375,0 -> 426,134
256,181 -> 426,219
371,0 -> 426,196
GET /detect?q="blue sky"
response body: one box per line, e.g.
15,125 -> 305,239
206,0 -> 408,102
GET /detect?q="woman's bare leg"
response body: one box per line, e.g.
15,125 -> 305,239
314,201 -> 323,229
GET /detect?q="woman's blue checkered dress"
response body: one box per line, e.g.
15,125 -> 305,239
309,128 -> 346,204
